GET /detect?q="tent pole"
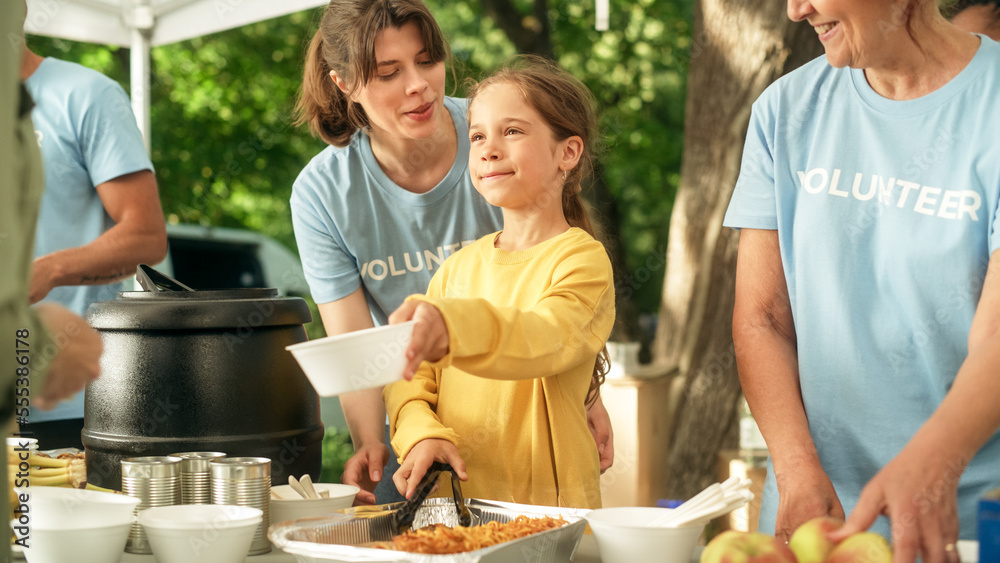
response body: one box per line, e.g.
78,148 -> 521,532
129,0 -> 154,156
130,27 -> 151,155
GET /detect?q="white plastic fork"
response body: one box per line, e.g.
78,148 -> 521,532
649,476 -> 753,528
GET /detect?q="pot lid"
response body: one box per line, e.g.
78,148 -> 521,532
87,264 -> 312,330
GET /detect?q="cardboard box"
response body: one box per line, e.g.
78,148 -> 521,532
716,449 -> 768,533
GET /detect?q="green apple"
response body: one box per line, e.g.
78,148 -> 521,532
824,531 -> 893,563
700,530 -> 798,563
788,516 -> 844,563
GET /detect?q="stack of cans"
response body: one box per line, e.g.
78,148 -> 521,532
171,451 -> 226,505
211,456 -> 272,554
121,456 -> 182,554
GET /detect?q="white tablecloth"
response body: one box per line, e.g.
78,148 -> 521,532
114,535 -> 626,563
39,534 -> 979,562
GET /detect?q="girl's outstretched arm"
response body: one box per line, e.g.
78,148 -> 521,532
392,235 -> 614,381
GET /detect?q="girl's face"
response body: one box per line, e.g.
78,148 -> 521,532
787,0 -> 898,68
333,21 -> 447,142
467,82 -> 580,211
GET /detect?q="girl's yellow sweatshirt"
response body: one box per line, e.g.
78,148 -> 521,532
384,227 -> 615,509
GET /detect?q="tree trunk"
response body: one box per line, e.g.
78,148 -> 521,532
479,0 -> 554,59
654,0 -> 822,499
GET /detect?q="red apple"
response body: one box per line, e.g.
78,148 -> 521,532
788,516 -> 845,563
824,531 -> 893,563
700,530 -> 798,563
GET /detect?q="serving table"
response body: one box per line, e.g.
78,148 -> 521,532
112,535 -> 982,563
113,535 -> 700,562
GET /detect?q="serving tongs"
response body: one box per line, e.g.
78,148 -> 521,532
392,461 -> 472,535
135,263 -> 195,292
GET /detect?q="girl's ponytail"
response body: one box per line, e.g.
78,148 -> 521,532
564,185 -> 610,408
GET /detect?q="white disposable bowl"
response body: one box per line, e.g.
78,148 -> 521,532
138,505 -> 262,563
11,518 -> 132,563
138,504 -> 263,529
269,483 -> 359,524
285,321 -> 416,396
13,486 -> 140,529
585,507 -> 703,563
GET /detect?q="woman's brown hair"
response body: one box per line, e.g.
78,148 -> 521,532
466,55 -> 611,407
295,0 -> 450,147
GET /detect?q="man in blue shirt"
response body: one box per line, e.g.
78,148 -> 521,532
18,27 -> 168,448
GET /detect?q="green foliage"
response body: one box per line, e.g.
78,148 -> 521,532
27,0 -> 692,315
430,0 -> 693,313
320,427 -> 355,484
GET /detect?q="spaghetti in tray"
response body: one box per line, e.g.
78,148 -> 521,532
268,497 -> 589,562
385,515 -> 568,554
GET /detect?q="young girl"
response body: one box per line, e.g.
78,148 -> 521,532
383,56 -> 614,509
292,0 -> 614,505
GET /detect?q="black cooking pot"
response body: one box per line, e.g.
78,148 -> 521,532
82,265 -> 323,490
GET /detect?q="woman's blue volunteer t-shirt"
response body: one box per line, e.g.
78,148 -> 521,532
725,37 -> 1000,539
291,97 -> 503,325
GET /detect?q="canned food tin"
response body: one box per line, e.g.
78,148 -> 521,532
121,456 -> 181,554
170,451 -> 226,505
211,456 -> 271,554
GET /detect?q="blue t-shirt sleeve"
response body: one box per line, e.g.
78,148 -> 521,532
78,81 -> 153,186
290,178 -> 362,305
724,95 -> 779,230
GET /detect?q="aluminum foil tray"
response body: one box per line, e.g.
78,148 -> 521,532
268,497 -> 589,563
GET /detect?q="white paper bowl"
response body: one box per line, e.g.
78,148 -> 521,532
138,505 -> 262,563
285,321 -> 416,396
269,483 -> 359,524
11,518 -> 132,563
13,486 -> 140,529
585,507 -> 703,563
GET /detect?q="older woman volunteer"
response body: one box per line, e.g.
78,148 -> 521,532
725,0 -> 1000,561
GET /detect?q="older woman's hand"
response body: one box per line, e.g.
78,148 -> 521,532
341,442 -> 389,505
773,458 -> 844,542
829,441 -> 963,563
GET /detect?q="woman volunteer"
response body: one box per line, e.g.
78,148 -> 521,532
726,0 -> 1000,561
291,0 -> 614,505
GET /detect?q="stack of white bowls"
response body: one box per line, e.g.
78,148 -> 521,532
10,487 -> 140,563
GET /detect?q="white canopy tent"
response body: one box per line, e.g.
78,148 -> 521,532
24,0 -> 329,153
24,0 -> 611,153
